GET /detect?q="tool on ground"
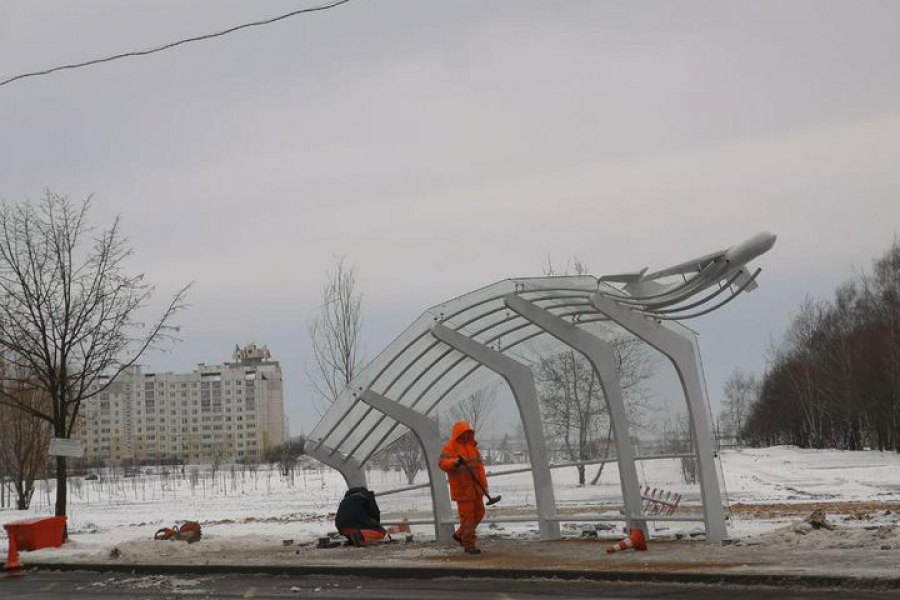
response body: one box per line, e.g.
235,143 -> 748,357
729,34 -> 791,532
153,521 -> 202,543
317,536 -> 342,549
458,456 -> 501,505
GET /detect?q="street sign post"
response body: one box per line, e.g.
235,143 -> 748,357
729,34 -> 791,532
48,438 -> 85,458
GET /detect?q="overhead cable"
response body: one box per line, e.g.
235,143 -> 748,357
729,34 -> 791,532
0,0 -> 355,88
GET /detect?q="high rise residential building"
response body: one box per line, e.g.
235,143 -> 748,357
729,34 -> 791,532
74,343 -> 285,465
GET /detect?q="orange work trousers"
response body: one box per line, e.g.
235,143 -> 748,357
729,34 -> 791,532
456,498 -> 485,549
339,527 -> 386,544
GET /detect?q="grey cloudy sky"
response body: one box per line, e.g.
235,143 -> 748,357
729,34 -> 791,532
2,0 -> 899,435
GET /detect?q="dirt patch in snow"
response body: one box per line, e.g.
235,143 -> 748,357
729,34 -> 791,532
728,501 -> 900,518
736,516 -> 900,551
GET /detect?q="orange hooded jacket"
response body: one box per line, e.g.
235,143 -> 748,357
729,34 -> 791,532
439,421 -> 488,501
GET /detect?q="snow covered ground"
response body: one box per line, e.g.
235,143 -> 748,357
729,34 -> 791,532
2,446 -> 900,562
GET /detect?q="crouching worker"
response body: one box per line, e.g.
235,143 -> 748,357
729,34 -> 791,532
439,421 -> 488,554
335,486 -> 386,547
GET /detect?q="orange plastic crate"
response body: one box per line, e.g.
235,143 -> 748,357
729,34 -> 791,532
4,516 -> 67,551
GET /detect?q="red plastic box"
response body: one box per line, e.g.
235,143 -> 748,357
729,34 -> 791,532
4,517 -> 67,551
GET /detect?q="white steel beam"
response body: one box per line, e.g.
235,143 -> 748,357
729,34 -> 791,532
431,323 -> 561,540
589,294 -> 727,543
305,443 -> 367,489
359,390 -> 455,544
504,294 -> 645,533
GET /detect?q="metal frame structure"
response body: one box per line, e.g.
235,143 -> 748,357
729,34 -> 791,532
307,233 -> 776,545
431,324 -> 561,540
504,294 -> 644,533
305,443 -> 366,489
359,390 -> 455,543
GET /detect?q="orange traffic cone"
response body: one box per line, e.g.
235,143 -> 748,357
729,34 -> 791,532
606,529 -> 648,554
4,525 -> 23,576
387,517 -> 411,535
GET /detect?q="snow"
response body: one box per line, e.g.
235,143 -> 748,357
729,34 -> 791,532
718,446 -> 900,503
3,446 -> 900,574
737,518 -> 899,551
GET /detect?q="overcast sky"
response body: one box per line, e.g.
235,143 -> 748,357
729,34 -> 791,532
2,0 -> 899,436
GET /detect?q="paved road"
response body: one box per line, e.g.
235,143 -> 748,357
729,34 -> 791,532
2,571 -> 900,600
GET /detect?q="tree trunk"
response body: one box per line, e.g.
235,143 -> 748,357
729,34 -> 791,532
13,477 -> 33,510
590,423 -> 614,485
16,488 -> 29,510
55,454 -> 67,517
577,464 -> 585,486
590,462 -> 606,486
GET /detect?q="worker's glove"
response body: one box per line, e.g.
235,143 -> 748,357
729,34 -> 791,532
454,456 -> 467,468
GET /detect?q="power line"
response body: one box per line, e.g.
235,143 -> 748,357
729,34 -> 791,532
0,0 -> 355,89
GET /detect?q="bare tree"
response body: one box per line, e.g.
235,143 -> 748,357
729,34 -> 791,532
307,257 -> 364,414
661,413 -> 697,484
535,335 -> 654,485
0,192 -> 189,518
745,240 -> 900,450
542,255 -> 589,278
389,431 -> 423,485
536,256 -> 656,484
447,385 -> 496,433
265,437 -> 305,483
0,370 -> 51,509
209,440 -> 222,483
717,368 -> 760,445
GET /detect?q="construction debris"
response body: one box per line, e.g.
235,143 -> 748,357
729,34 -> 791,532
153,521 -> 202,543
641,487 -> 682,516
805,508 -> 835,531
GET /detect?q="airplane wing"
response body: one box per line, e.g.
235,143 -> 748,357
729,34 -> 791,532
642,249 -> 725,280
598,267 -> 648,284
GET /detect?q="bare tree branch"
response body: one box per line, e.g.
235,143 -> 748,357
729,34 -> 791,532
388,431 -> 424,485
0,191 -> 189,517
534,334 -> 654,485
306,257 -> 364,415
446,385 -> 497,433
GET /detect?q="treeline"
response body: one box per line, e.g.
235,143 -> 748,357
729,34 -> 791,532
744,239 -> 900,450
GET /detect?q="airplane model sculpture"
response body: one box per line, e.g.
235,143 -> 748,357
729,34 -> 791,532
598,231 -> 777,320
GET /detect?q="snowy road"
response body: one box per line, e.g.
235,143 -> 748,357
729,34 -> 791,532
3,572 -> 899,600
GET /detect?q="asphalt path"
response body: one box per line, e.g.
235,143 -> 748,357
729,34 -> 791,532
2,571 -> 900,600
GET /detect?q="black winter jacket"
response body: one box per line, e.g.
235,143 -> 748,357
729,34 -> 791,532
335,487 -> 383,531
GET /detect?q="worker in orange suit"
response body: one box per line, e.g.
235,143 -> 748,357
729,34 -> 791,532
439,421 -> 488,554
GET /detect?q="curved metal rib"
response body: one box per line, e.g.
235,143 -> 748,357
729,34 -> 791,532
312,245 -> 770,465
639,268 -> 761,320
336,293 -> 596,460
648,269 -> 744,315
606,264 -> 731,309
357,305 -> 605,463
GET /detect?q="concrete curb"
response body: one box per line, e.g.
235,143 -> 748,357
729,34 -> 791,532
24,562 -> 900,591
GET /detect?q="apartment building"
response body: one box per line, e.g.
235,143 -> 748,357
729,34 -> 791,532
74,343 -> 285,465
